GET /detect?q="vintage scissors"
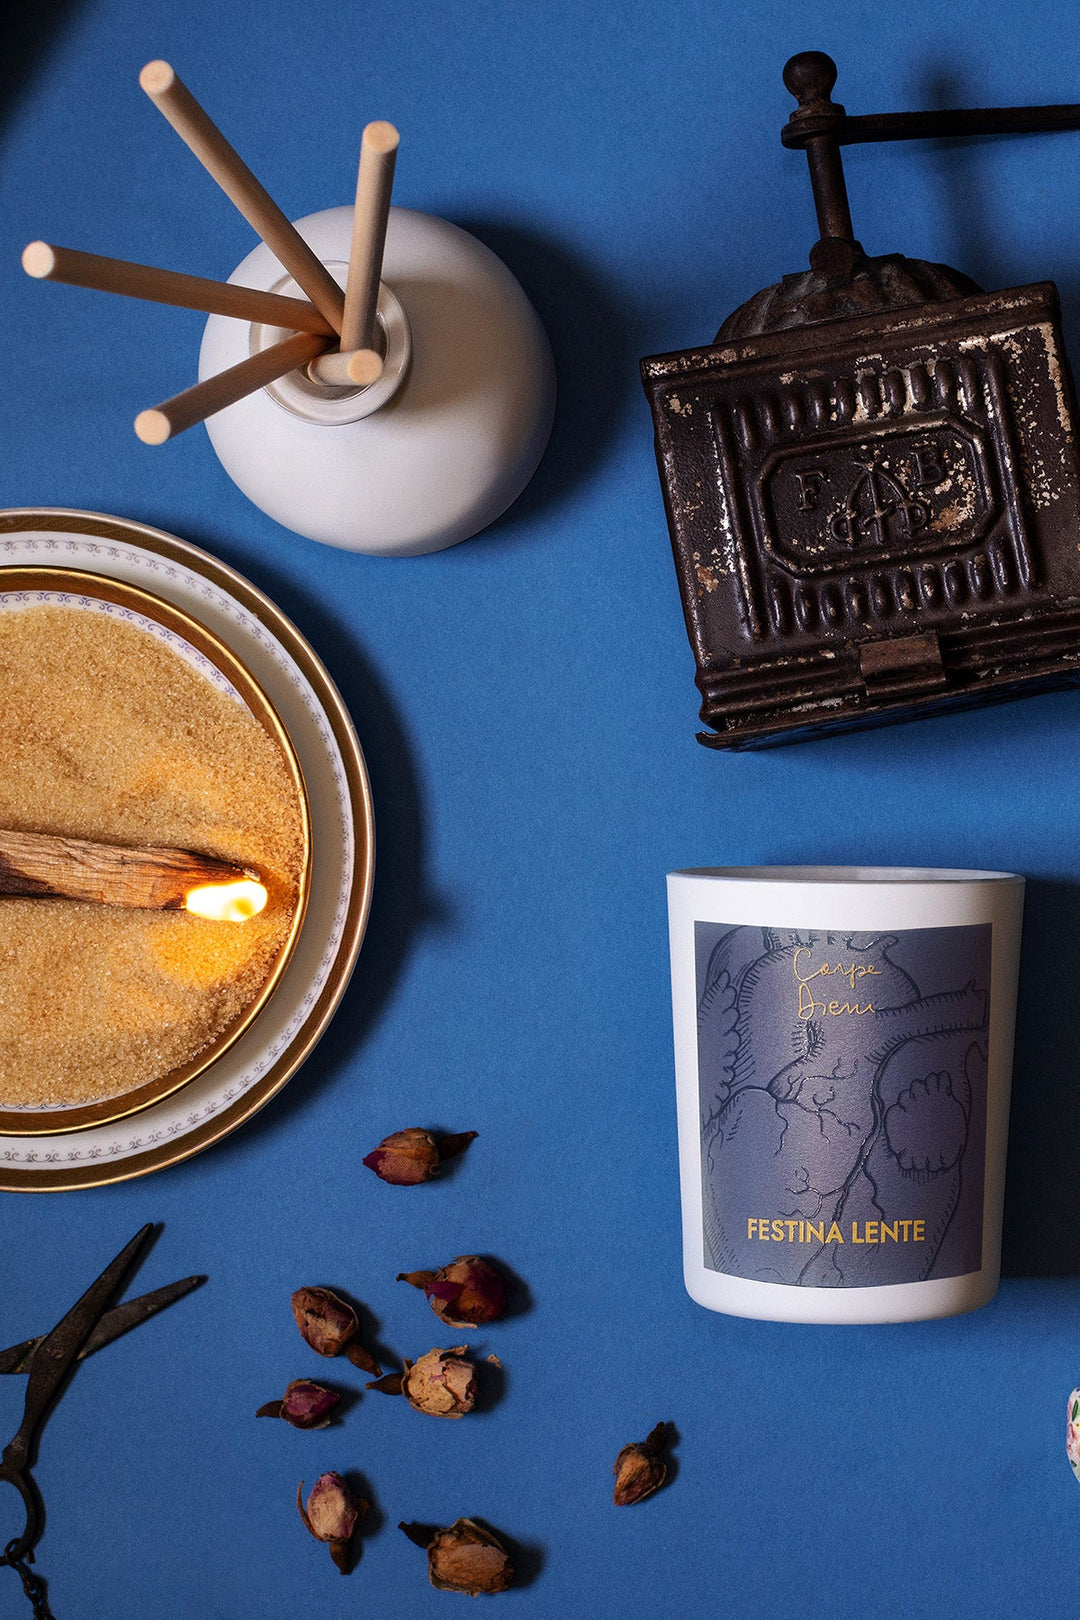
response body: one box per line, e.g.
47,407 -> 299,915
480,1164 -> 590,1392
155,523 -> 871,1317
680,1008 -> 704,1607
0,1225 -> 203,1617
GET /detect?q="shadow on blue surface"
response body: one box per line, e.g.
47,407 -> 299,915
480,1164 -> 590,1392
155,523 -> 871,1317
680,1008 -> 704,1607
916,68 -> 1023,290
918,63 -> 1080,384
453,218 -> 640,541
490,1523 -> 544,1589
0,0 -> 84,124
344,1466 -> 385,1555
320,1285 -> 397,1377
161,539 -> 444,1153
470,1351 -> 507,1415
1003,878 -> 1080,1276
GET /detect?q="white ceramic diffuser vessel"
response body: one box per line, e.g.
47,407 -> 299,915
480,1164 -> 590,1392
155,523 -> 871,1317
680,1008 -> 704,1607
199,206 -> 555,556
22,68 -> 556,556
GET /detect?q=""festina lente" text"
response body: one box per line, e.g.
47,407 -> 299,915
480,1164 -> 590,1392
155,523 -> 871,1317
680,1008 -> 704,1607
746,1217 -> 927,1244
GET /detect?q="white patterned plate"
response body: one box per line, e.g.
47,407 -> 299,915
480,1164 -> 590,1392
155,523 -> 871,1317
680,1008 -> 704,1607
0,509 -> 374,1190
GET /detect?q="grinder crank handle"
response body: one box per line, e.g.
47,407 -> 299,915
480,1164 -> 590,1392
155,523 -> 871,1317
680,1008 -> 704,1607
782,49 -> 1080,149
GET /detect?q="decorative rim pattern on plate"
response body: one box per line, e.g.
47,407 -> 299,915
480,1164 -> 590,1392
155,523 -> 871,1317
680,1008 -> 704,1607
0,587 -> 246,700
0,510 -> 375,1191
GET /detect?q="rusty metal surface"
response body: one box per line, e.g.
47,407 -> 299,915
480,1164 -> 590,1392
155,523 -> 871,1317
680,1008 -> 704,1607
717,252 -> 981,340
641,52 -> 1080,747
780,49 -> 1080,150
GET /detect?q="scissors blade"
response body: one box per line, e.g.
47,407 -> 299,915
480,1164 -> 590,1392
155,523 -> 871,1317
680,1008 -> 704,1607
0,1275 -> 205,1376
2,1224 -> 152,1467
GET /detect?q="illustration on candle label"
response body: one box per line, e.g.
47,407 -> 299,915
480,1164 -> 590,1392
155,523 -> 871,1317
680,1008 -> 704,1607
694,923 -> 991,1287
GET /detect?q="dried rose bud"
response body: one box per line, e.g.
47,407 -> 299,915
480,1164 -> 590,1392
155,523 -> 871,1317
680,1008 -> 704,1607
613,1421 -> 669,1505
368,1346 -> 477,1418
297,1472 -> 368,1574
400,1518 -> 514,1595
398,1255 -> 507,1328
291,1287 -> 355,1356
290,1286 -> 381,1374
363,1127 -> 477,1186
257,1379 -> 340,1430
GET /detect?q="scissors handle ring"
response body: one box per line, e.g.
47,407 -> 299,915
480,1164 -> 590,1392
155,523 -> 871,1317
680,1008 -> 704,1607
0,1459 -> 42,1567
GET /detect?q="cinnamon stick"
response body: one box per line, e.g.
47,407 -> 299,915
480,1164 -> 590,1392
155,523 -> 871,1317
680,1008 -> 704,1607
0,827 -> 255,910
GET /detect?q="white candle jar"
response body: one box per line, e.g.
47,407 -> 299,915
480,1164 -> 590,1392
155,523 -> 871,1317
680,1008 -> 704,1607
667,867 -> 1025,1324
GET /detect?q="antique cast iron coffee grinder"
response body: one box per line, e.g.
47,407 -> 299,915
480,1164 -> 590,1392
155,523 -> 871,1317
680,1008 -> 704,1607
642,53 -> 1080,747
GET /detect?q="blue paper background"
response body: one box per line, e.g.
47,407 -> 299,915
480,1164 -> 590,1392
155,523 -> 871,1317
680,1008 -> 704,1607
0,0 -> 1079,1614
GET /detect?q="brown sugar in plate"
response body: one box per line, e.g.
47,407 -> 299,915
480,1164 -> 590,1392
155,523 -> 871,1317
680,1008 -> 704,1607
0,568 -> 310,1133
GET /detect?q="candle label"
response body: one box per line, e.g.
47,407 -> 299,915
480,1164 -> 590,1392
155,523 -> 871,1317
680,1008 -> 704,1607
695,922 -> 991,1287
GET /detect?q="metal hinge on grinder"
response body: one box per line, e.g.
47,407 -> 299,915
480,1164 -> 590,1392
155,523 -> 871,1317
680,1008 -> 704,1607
858,632 -> 946,699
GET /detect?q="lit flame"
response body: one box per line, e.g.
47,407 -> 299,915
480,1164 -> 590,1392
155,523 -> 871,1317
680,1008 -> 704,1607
184,880 -> 268,922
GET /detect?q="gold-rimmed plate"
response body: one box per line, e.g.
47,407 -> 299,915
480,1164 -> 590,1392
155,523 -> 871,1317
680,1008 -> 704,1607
0,566 -> 312,1136
0,511 -> 374,1190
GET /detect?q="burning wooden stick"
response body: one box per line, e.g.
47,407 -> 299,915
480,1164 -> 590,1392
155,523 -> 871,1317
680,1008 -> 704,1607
0,828 -> 267,918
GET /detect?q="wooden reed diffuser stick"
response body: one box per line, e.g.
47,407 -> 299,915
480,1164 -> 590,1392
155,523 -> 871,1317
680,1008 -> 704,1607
0,828 -> 254,910
341,121 -> 399,352
135,329 -> 331,443
22,241 -> 335,335
138,61 -> 346,335
307,347 -> 384,387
